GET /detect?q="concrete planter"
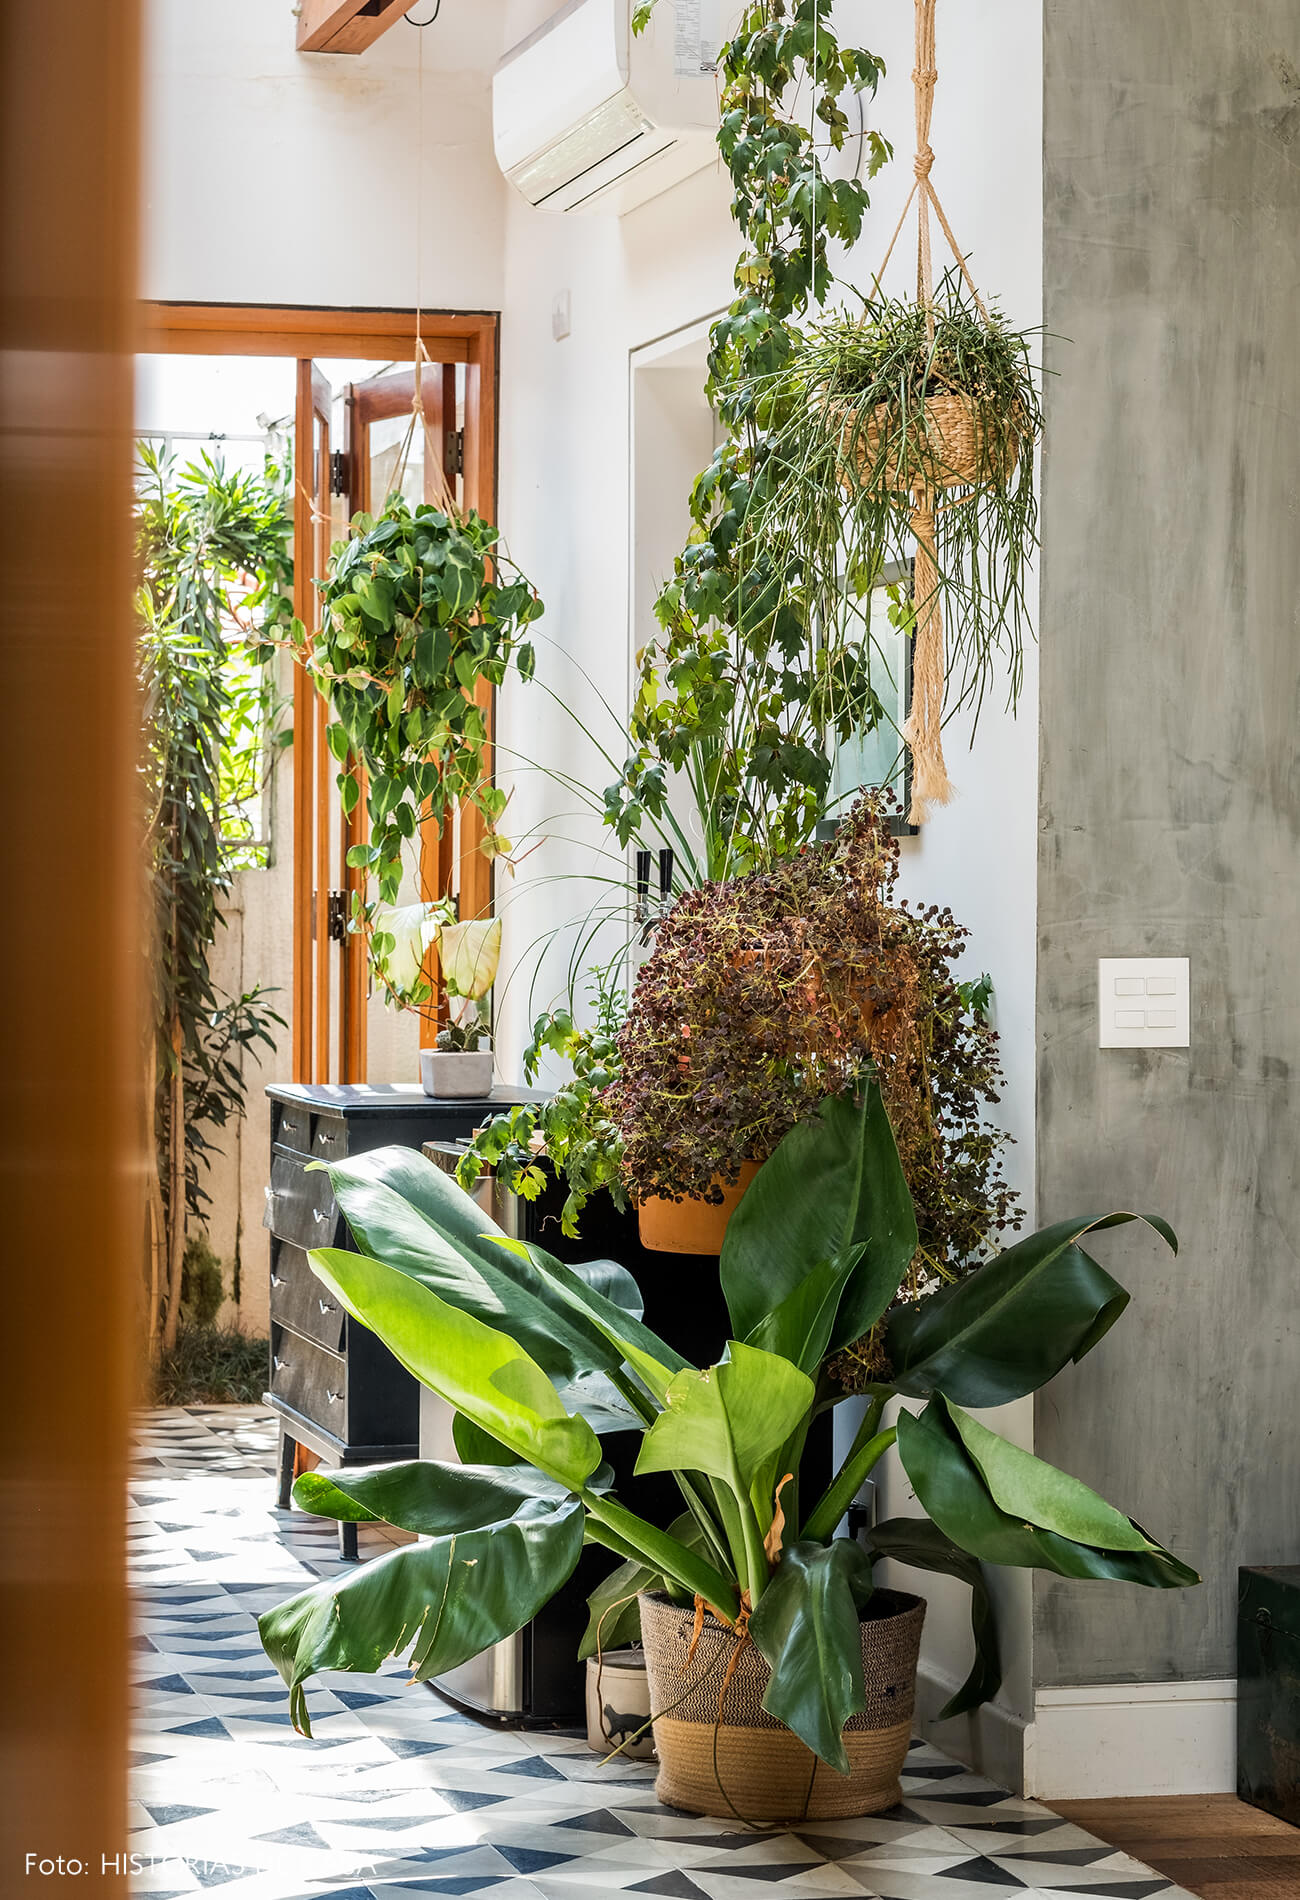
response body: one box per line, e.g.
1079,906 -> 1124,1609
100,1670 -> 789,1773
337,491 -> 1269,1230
419,1047 -> 494,1099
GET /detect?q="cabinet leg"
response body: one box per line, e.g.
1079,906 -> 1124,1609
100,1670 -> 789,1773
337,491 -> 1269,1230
338,1519 -> 359,1562
276,1428 -> 296,1511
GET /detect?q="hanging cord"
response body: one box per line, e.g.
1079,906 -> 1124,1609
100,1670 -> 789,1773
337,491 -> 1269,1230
390,14 -> 457,514
404,2 -> 441,23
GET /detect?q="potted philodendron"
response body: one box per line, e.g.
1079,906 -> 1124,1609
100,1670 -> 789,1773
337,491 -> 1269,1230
259,1082 -> 1197,1823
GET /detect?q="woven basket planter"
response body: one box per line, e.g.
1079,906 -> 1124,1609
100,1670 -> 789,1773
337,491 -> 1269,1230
638,1588 -> 925,1823
837,389 -> 1022,495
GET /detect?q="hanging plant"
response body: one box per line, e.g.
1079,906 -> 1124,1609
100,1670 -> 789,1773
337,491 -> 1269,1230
307,492 -> 542,917
752,0 -> 1043,819
754,272 -> 1042,822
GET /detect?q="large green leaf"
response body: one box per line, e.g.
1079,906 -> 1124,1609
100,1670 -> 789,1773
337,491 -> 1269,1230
946,1403 -> 1152,1553
887,1212 -> 1176,1406
635,1343 -> 814,1499
749,1538 -> 875,1774
309,1246 -> 601,1490
896,1400 -> 1199,1588
507,1238 -> 688,1404
868,1515 -> 1000,1718
743,1256 -> 857,1377
578,1511 -> 706,1660
722,1086 -> 917,1355
314,1145 -> 646,1387
259,1462 -> 584,1735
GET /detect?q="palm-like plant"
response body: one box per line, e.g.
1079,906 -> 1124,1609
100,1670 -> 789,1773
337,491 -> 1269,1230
260,1083 -> 1196,1767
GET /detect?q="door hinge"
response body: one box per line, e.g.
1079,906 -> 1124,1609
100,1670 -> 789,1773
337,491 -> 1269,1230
326,891 -> 349,943
448,428 -> 465,478
329,450 -> 349,498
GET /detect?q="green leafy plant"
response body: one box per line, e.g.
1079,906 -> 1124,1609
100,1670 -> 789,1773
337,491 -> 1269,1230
605,0 -> 894,876
301,495 -> 542,981
258,1085 -> 1196,1763
457,974 -> 628,1237
752,276 -> 1043,744
137,444 -> 290,1356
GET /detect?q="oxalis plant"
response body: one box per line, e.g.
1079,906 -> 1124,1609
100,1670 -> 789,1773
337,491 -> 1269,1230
259,1084 -> 1197,1766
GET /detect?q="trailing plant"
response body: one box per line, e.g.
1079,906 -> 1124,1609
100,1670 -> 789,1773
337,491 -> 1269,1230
747,275 -> 1042,806
137,444 -> 291,1356
457,974 -> 628,1238
300,493 -> 542,995
606,0 -> 895,875
258,1086 -> 1197,1763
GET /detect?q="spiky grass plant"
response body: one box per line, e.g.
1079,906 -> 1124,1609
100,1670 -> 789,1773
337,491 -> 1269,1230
748,275 -> 1042,737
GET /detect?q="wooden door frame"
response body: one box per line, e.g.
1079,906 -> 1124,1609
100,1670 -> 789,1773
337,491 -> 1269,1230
139,303 -> 500,1079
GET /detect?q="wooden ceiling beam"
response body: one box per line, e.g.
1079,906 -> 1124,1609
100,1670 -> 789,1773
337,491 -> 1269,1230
297,0 -> 411,55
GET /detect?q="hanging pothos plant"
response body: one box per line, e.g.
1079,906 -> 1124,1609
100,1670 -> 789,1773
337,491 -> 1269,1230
607,0 -> 893,876
307,495 -> 542,913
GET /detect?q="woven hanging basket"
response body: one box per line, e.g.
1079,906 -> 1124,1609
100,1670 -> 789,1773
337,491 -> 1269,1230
639,1589 -> 925,1823
837,388 -> 1023,495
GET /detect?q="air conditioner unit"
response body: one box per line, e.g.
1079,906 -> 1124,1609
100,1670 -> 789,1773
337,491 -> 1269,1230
493,0 -> 723,217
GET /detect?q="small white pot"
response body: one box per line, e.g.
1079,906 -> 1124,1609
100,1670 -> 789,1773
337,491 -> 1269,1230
419,1046 -> 494,1099
585,1648 -> 655,1760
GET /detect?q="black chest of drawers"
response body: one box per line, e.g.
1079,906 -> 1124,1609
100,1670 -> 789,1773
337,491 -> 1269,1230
264,1082 -> 547,1556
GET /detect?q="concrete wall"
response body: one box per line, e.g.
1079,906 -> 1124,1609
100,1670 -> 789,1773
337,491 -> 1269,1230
1035,0 -> 1300,1766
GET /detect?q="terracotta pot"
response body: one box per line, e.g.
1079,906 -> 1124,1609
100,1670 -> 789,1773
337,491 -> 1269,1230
637,1162 -> 760,1255
638,1588 -> 925,1823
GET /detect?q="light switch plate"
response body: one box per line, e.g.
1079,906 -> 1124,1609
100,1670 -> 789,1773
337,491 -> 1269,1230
1098,957 -> 1190,1048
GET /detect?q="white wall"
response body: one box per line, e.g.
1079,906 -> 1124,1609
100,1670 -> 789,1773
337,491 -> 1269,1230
142,0 -> 507,309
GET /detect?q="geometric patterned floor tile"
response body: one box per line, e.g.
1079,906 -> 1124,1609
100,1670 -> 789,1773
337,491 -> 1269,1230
130,1408 -> 1196,1900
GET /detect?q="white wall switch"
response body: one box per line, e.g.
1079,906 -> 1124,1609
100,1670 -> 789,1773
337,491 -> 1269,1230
1098,957 -> 1190,1048
552,289 -> 572,341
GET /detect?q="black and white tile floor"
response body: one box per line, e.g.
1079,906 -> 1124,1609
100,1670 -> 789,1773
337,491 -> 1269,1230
130,1408 -> 1192,1900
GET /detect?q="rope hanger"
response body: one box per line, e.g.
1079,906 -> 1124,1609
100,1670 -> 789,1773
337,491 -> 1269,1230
864,0 -> 994,823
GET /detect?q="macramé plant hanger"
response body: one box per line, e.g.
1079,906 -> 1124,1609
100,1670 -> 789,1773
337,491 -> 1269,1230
841,0 -> 1041,820
751,0 -> 1042,826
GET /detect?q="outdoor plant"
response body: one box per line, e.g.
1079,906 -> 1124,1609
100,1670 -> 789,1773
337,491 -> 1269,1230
258,1083 -> 1196,1773
137,444 -> 291,1356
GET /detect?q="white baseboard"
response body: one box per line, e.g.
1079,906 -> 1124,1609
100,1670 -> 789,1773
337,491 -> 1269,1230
1024,1678 -> 1237,1799
914,1664 -> 1032,1796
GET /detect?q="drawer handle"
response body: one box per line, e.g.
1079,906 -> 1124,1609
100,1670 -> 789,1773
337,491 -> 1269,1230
318,1297 -> 336,1315
312,1207 -> 333,1227
273,1354 -> 290,1373
269,1269 -> 283,1288
326,1388 -> 344,1404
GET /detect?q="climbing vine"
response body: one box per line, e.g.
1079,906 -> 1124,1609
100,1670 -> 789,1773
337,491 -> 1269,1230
607,0 -> 892,873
